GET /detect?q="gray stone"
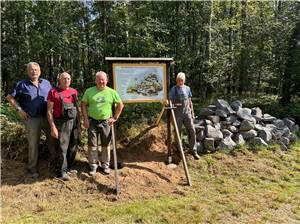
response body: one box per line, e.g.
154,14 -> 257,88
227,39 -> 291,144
196,142 -> 205,154
282,127 -> 291,137
216,99 -> 235,115
239,120 -> 255,131
258,129 -> 272,142
232,120 -> 241,127
230,100 -> 243,111
253,137 -> 268,147
222,129 -> 233,137
205,125 -> 223,140
280,142 -> 288,151
196,129 -> 205,141
205,120 -> 212,125
199,108 -> 215,117
272,130 -> 284,140
289,133 -> 298,142
228,125 -> 238,133
265,124 -> 277,131
237,108 -> 256,122
226,115 -> 238,123
241,130 -> 257,140
207,105 -> 217,111
194,124 -> 205,132
198,119 -> 206,126
207,115 -> 220,124
214,123 -> 221,130
283,118 -> 295,128
262,114 -> 276,123
290,125 -> 299,133
204,138 -> 216,152
232,133 -> 245,145
215,109 -> 228,118
251,107 -> 263,119
254,124 -> 264,131
218,136 -> 237,150
280,137 -> 290,146
273,119 -> 285,130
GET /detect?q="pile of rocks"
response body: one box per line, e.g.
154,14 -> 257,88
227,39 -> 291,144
194,99 -> 299,152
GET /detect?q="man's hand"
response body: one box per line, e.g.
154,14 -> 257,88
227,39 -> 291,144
83,118 -> 90,129
50,126 -> 59,139
108,117 -> 117,126
18,109 -> 29,121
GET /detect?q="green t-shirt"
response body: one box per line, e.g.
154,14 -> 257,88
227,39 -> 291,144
82,86 -> 122,120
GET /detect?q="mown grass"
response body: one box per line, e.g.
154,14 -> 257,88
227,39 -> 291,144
3,142 -> 300,224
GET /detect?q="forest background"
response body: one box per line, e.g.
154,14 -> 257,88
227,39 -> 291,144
1,0 -> 300,124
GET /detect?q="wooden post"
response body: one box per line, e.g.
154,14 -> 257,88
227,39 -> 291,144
170,103 -> 192,186
111,124 -> 120,195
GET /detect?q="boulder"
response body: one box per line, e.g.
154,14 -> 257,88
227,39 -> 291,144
280,137 -> 290,146
283,118 -> 295,128
207,105 -> 217,111
232,133 -> 245,145
272,130 -> 284,140
205,125 -> 223,140
282,127 -> 291,137
205,119 -> 213,125
265,124 -> 277,132
215,109 -> 228,118
241,129 -> 257,140
228,125 -> 238,133
253,137 -> 268,147
251,107 -> 263,120
196,142 -> 205,154
226,115 -> 238,123
207,115 -> 220,124
237,108 -> 256,122
222,129 -> 233,137
199,108 -> 214,117
214,123 -> 221,130
232,120 -> 241,127
204,138 -> 216,152
230,100 -> 242,111
258,129 -> 272,142
254,124 -> 264,131
218,136 -> 237,150
239,120 -> 255,131
194,124 -> 205,132
290,124 -> 299,133
262,114 -> 276,123
196,129 -> 206,141
216,99 -> 235,115
273,119 -> 285,130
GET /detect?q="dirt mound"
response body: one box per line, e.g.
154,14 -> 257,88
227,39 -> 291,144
1,125 -> 187,204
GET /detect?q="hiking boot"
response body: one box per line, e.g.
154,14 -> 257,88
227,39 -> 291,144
89,166 -> 97,176
28,168 -> 39,179
191,151 -> 201,160
61,172 -> 70,181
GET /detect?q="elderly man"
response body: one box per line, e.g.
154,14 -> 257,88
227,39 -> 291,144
6,62 -> 55,178
47,72 -> 80,181
81,71 -> 124,176
170,72 -> 200,160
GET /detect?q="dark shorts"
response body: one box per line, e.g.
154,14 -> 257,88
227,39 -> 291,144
88,118 -> 111,147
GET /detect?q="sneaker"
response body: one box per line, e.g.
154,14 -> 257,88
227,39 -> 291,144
61,172 -> 70,181
100,167 -> 110,175
191,151 -> 201,160
67,169 -> 78,175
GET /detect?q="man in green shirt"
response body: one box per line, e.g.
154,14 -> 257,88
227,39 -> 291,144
81,71 -> 124,176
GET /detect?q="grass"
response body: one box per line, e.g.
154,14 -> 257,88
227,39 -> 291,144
2,142 -> 300,224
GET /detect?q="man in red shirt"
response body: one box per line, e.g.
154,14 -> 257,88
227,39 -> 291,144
47,72 -> 81,180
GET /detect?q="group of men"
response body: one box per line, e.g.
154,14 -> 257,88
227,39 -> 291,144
6,62 -> 200,181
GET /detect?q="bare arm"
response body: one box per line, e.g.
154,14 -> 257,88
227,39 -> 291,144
108,101 -> 124,126
6,94 -> 29,120
47,101 -> 58,138
189,98 -> 195,119
81,101 -> 89,129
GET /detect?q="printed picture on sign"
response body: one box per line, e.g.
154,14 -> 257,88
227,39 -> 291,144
113,64 -> 167,103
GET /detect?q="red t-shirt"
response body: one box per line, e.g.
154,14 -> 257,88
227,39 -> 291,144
47,87 -> 78,118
